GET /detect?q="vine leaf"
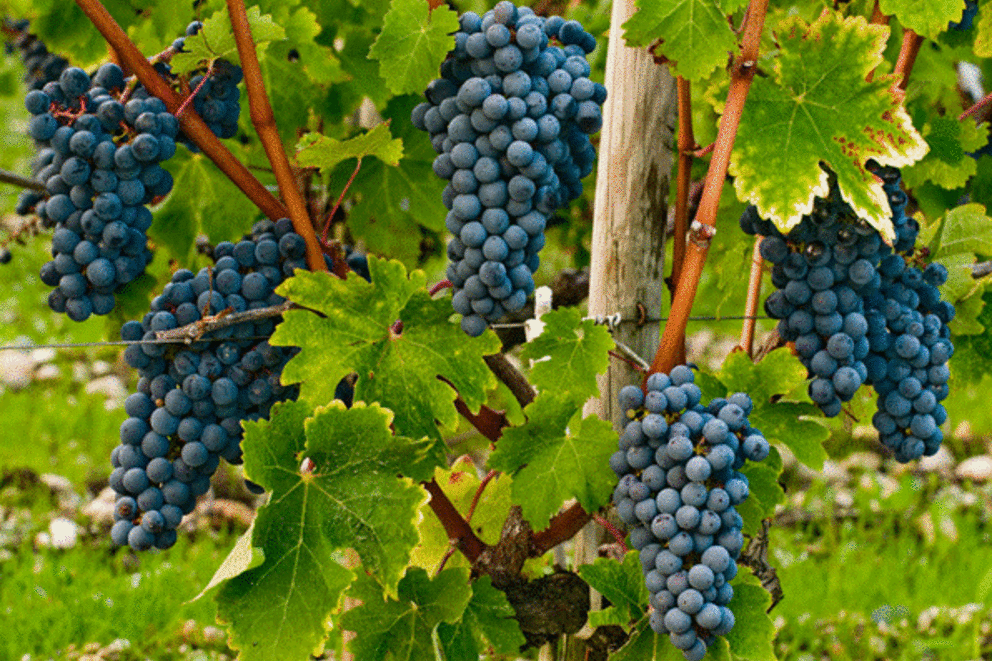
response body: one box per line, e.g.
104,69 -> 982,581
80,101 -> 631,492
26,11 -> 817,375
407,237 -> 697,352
295,123 -> 404,171
172,5 -> 286,75
724,570 -> 778,660
489,392 -> 616,529
736,462 -> 785,536
214,401 -> 431,661
519,307 -> 615,400
437,576 -> 528,659
272,257 -> 501,462
878,0 -> 968,40
927,204 -> 992,333
902,116 -> 988,190
368,0 -> 459,95
193,522 -> 263,601
622,0 -> 738,82
612,617 -> 730,660
329,97 -> 449,264
702,349 -> 829,471
730,13 -> 927,242
579,551 -> 648,629
152,150 -> 259,257
410,457 -> 512,571
341,567 -> 473,661
975,3 -> 992,56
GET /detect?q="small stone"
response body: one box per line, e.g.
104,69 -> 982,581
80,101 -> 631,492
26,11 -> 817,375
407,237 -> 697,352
834,489 -> 854,509
841,451 -> 882,472
821,460 -> 848,484
954,419 -> 972,442
30,348 -> 56,364
916,446 -> 953,474
72,362 -> 89,383
49,517 -> 79,549
34,364 -> 62,381
83,642 -> 101,653
91,360 -> 112,376
0,351 -> 33,389
85,375 -> 127,401
98,638 -> 130,660
956,455 -> 992,482
40,473 -> 73,495
81,487 -> 116,527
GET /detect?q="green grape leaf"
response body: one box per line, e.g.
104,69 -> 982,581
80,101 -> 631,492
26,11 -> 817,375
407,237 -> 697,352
437,576 -> 527,659
708,349 -> 830,471
296,123 -> 404,171
342,567 -> 473,661
489,392 -> 616,529
902,116 -> 988,190
519,307 -> 615,400
736,462 -> 785,536
725,570 -> 778,660
931,203 -> 992,258
329,96 -> 449,265
878,0 -> 968,40
152,151 -> 260,259
194,523 -> 264,602
214,401 -> 432,660
622,0 -> 738,82
578,551 -> 648,629
368,0 -> 460,95
410,457 -> 512,571
730,12 -> 927,242
975,3 -> 992,56
272,258 -> 501,457
172,5 -> 286,75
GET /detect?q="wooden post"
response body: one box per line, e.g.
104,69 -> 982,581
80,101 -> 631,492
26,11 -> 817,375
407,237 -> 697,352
564,1 -> 677,658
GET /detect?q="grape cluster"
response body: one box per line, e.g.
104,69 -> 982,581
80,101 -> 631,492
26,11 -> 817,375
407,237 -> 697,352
169,21 -> 243,143
2,19 -> 69,90
740,166 -> 954,461
24,64 -> 177,321
110,219 -> 308,550
411,1 -> 605,336
611,366 -> 770,661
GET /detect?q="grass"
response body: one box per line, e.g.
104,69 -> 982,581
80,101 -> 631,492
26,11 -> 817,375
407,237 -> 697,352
0,530 -> 238,660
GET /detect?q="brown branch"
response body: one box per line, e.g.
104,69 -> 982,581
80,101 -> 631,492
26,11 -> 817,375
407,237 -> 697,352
73,0 -> 287,222
484,354 -> 536,408
153,300 -> 298,343
869,0 -> 888,25
226,0 -> 326,272
738,236 -> 764,357
0,169 -> 45,191
650,0 -> 769,376
893,29 -> 923,92
960,89 -> 992,121
530,502 -> 592,555
671,76 -> 693,299
423,478 -> 487,562
453,397 -> 509,443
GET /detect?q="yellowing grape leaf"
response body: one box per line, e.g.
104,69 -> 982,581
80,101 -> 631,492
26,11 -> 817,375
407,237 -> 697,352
214,401 -> 431,661
730,12 -> 927,243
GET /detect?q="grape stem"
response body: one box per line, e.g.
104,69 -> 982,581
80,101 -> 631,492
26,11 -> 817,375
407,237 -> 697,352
226,0 -> 327,273
648,0 -> 769,376
152,300 -> 308,343
960,90 -> 992,121
592,514 -> 628,552
73,0 -> 289,222
669,76 -> 694,367
738,236 -> 764,357
0,169 -> 46,191
321,157 -> 363,248
174,68 -> 212,119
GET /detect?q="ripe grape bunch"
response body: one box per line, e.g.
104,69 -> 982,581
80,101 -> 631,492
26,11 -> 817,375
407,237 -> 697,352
24,63 -> 176,321
2,18 -> 69,91
165,21 -> 244,145
412,1 -> 606,336
740,165 -> 954,462
610,366 -> 770,661
109,219 -> 316,551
